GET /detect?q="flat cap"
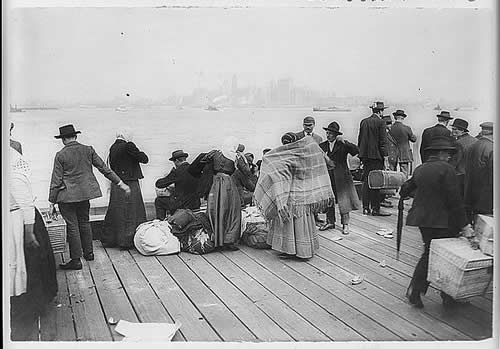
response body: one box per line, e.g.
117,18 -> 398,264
480,121 -> 493,130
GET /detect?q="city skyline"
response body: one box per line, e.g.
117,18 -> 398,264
8,7 -> 494,109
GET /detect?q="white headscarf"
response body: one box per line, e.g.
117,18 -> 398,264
116,127 -> 134,142
220,136 -> 239,162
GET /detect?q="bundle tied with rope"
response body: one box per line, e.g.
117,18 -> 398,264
254,137 -> 335,230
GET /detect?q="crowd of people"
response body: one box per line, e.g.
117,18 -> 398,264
7,101 -> 494,338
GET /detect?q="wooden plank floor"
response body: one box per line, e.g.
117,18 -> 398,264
32,197 -> 493,342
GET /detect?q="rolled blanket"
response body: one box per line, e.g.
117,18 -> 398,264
254,137 -> 334,226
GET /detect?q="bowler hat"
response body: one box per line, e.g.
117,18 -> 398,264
450,118 -> 469,132
424,136 -> 456,151
480,121 -> 493,130
370,101 -> 388,110
392,109 -> 407,118
436,111 -> 453,120
323,122 -> 343,135
303,116 -> 316,124
54,124 -> 81,139
169,150 -> 189,161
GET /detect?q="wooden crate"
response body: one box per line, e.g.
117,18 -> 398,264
45,219 -> 67,254
475,214 -> 494,256
428,238 -> 493,299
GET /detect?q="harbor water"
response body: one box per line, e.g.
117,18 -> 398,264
9,105 -> 487,209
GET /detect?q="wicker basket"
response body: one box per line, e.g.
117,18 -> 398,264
428,238 -> 493,299
43,213 -> 67,254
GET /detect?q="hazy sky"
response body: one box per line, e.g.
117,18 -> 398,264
8,7 -> 495,104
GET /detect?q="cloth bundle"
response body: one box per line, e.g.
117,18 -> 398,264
254,137 -> 334,228
134,220 -> 180,256
168,209 -> 215,255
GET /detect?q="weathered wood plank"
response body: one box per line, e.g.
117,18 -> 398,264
89,241 -> 139,341
317,233 -> 492,339
40,253 -> 77,341
243,247 -> 436,341
106,248 -> 185,341
223,249 -> 365,341
204,251 -> 327,341
178,252 -> 294,341
65,255 -> 113,341
240,247 -> 399,341
156,253 -> 257,342
128,250 -> 221,341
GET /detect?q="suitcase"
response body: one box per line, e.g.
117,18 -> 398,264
368,170 -> 406,189
474,214 -> 494,256
428,238 -> 493,299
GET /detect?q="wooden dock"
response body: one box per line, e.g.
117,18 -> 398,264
17,198 -> 493,342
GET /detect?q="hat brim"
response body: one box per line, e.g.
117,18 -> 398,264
323,128 -> 343,135
54,131 -> 81,139
424,146 -> 456,151
452,126 -> 469,132
169,153 -> 188,161
392,112 -> 407,117
371,106 -> 388,110
436,114 -> 453,119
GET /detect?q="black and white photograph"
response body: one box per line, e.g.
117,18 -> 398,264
3,0 -> 497,347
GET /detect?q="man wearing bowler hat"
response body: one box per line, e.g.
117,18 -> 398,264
400,135 -> 474,308
464,121 -> 494,221
155,150 -> 201,220
296,116 -> 323,144
49,124 -> 131,270
389,109 -> 417,178
448,118 -> 477,198
419,110 -> 453,163
357,101 -> 391,216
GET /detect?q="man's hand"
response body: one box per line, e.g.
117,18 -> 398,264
459,224 -> 475,238
383,156 -> 390,170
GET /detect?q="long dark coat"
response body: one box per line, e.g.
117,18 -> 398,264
419,124 -> 452,163
108,139 -> 149,181
319,140 -> 360,214
357,114 -> 388,161
389,121 -> 417,162
464,137 -> 493,215
400,158 -> 467,234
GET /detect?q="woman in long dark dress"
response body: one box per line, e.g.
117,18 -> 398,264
9,147 -> 57,340
102,129 -> 149,249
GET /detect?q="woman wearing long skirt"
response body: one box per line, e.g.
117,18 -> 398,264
9,148 -> 57,340
254,132 -> 335,259
102,128 -> 149,249
203,137 -> 249,251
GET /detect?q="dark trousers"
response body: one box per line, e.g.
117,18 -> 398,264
155,196 -> 176,220
59,200 -> 93,260
361,159 -> 384,211
410,227 -> 455,295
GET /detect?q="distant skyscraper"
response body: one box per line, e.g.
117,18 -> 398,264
277,78 -> 292,105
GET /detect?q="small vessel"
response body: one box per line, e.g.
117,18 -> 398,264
454,106 -> 478,112
115,106 -> 130,112
205,105 -> 219,111
434,104 -> 442,111
10,104 -> 25,112
313,106 -> 351,112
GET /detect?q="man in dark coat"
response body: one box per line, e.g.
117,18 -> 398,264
419,111 -> 453,163
296,116 -> 323,144
49,124 -> 130,270
357,101 -> 390,216
464,122 -> 493,220
319,122 -> 360,234
448,118 -> 477,198
155,150 -> 201,219
400,135 -> 474,308
389,110 -> 417,178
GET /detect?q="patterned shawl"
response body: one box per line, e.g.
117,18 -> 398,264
254,137 -> 334,225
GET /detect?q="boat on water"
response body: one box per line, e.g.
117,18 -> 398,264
115,106 -> 130,112
312,106 -> 351,112
433,104 -> 442,111
205,105 -> 220,111
10,104 -> 25,112
454,106 -> 478,112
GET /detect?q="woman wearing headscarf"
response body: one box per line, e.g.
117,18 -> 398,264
254,132 -> 334,259
102,128 -> 149,250
201,136 -> 249,251
9,148 -> 57,340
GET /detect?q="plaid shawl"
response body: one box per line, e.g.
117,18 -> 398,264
254,137 -> 334,224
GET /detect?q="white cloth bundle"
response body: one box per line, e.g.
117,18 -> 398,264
134,220 -> 180,256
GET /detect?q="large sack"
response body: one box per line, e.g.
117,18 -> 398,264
168,209 -> 196,232
241,222 -> 271,249
134,220 -> 180,256
185,228 -> 216,255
